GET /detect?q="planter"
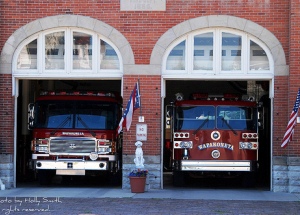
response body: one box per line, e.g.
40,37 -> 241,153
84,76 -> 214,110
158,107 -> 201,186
129,176 -> 146,193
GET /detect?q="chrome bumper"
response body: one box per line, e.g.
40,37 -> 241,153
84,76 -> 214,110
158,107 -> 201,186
181,160 -> 252,171
35,160 -> 108,171
32,153 -> 117,161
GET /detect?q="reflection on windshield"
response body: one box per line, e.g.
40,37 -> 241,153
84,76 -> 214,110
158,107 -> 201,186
217,106 -> 256,130
175,105 -> 257,130
175,106 -> 215,130
35,100 -> 118,130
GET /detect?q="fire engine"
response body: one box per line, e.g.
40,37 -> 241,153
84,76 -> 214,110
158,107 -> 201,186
28,90 -> 122,185
165,93 -> 260,186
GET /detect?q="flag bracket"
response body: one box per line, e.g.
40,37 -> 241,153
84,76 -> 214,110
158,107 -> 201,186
139,116 -> 144,122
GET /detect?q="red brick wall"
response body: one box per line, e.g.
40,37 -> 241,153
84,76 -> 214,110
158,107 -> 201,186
280,0 -> 300,156
0,0 -> 290,64
0,1 -> 295,156
122,75 -> 161,155
273,76 -> 289,156
0,74 -> 14,154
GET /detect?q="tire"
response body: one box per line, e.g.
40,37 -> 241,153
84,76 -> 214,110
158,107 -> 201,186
173,171 -> 186,187
109,171 -> 122,186
38,170 -> 53,186
242,172 -> 256,187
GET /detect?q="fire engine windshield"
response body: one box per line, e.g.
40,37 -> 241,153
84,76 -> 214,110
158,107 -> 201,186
34,100 -> 118,130
175,105 -> 257,131
175,106 -> 215,130
217,106 -> 257,130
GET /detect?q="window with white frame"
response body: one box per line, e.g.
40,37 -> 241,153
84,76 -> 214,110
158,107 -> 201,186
164,29 -> 271,74
166,41 -> 186,70
17,39 -> 38,70
15,28 -> 121,75
193,32 -> 213,71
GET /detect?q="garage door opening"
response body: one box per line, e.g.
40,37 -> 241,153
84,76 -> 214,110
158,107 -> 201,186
16,79 -> 123,187
163,80 -> 271,189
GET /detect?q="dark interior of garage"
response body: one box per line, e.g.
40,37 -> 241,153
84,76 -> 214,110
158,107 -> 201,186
163,80 -> 271,189
16,79 -> 270,189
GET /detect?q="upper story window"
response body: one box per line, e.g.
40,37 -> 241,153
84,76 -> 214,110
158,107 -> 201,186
166,41 -> 185,70
194,32 -> 213,70
221,32 -> 242,71
14,28 -> 121,76
45,31 -> 65,70
164,29 -> 271,75
18,39 -> 38,70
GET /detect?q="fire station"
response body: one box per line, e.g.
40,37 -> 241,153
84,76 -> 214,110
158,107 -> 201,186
0,1 -> 299,193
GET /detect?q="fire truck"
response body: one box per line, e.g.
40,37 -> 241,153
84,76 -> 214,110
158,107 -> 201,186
28,90 -> 122,185
165,93 -> 260,186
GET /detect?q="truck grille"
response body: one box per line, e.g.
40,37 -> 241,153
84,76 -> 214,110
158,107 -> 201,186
49,137 -> 96,154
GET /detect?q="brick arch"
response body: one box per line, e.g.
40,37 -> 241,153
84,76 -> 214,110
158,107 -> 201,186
150,15 -> 287,76
0,15 -> 134,74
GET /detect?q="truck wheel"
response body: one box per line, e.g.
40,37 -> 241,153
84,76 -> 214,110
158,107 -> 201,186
173,171 -> 186,187
109,171 -> 122,186
38,170 -> 53,186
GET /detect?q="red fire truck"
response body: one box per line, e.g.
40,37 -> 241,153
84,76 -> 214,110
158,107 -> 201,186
28,90 -> 122,185
165,93 -> 260,186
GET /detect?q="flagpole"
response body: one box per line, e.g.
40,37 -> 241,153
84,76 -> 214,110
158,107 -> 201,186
138,78 -> 142,117
281,88 -> 300,148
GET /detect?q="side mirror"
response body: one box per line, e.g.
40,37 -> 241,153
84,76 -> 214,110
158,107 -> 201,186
28,103 -> 34,130
257,102 -> 264,130
165,105 -> 173,129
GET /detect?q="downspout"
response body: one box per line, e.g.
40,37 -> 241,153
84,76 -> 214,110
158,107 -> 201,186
270,79 -> 274,191
13,78 -> 19,188
160,78 -> 165,189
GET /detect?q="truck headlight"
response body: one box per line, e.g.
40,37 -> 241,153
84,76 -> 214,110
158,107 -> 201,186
35,145 -> 48,153
239,142 -> 257,149
98,146 -> 111,154
89,152 -> 98,161
180,141 -> 192,148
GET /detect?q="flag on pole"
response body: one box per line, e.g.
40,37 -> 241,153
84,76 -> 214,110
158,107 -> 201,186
117,82 -> 141,134
281,88 -> 300,148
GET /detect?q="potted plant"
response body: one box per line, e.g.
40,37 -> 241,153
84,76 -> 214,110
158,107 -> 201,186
128,169 -> 148,193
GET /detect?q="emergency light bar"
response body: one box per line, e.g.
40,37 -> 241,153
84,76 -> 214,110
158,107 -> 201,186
40,91 -> 116,97
191,93 -> 245,101
223,93 -> 240,100
192,93 -> 208,100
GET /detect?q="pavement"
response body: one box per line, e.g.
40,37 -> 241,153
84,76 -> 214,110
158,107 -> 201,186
0,183 -> 300,215
0,184 -> 300,201
1,171 -> 300,215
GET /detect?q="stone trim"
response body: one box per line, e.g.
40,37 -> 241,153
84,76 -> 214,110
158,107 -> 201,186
1,15 -> 287,76
123,155 -> 161,190
0,15 -> 134,75
123,64 -> 161,75
273,156 -> 300,193
150,15 -> 288,76
0,154 -> 14,189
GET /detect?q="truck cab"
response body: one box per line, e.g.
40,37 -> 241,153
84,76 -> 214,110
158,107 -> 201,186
28,91 -> 122,185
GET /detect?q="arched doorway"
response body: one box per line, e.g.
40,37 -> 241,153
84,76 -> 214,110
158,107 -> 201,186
4,15 -> 135,187
150,15 -> 286,190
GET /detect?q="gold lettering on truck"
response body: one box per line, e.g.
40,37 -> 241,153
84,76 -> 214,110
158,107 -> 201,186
198,142 -> 234,150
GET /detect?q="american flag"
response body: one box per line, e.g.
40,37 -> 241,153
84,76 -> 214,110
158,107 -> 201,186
281,88 -> 300,148
117,82 -> 141,134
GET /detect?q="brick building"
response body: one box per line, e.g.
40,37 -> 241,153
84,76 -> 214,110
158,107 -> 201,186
0,0 -> 299,193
